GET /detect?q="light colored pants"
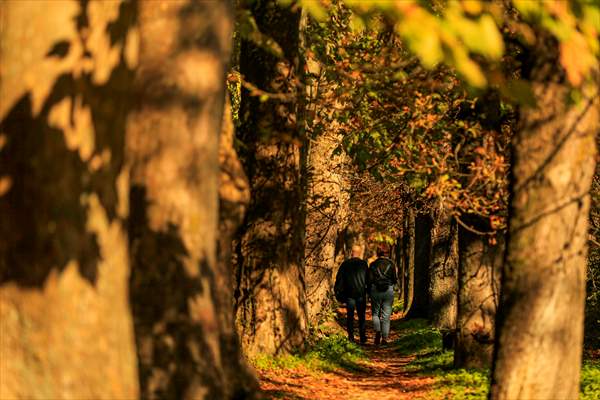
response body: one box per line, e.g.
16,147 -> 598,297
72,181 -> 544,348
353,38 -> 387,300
370,286 -> 394,338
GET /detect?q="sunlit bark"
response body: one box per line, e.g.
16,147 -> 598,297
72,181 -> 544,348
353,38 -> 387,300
428,206 -> 458,331
126,1 -> 252,398
455,219 -> 502,369
0,1 -> 138,397
234,0 -> 308,356
491,35 -> 599,399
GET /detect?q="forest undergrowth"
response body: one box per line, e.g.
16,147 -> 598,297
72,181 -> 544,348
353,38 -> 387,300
253,309 -> 600,400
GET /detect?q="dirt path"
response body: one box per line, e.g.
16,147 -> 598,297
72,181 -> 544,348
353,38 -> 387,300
258,312 -> 437,400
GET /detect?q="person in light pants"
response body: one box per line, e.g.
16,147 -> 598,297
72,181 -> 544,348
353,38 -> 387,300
368,244 -> 396,345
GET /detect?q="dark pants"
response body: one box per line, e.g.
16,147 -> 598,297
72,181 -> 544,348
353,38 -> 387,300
346,296 -> 366,342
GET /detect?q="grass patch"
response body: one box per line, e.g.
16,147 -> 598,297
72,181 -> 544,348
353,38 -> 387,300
392,298 -> 404,314
581,359 -> 600,400
394,319 -> 489,399
432,368 -> 489,399
251,333 -> 369,374
394,318 -> 442,356
310,333 -> 369,371
395,319 -> 599,399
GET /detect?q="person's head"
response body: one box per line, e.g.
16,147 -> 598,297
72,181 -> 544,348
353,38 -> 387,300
376,243 -> 390,258
351,244 -> 362,258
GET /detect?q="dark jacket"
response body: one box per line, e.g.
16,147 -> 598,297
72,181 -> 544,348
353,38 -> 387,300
368,257 -> 397,291
334,257 -> 368,300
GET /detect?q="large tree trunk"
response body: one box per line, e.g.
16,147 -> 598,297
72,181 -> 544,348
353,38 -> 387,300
126,1 -> 248,398
428,206 -> 458,331
234,1 -> 307,356
217,97 -> 259,395
302,13 -> 351,324
491,35 -> 599,399
455,219 -> 503,369
406,213 -> 432,318
304,130 -> 350,323
0,1 -> 138,398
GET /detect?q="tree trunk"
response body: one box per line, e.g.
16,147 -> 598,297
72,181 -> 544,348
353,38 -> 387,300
234,1 -> 307,356
126,1 -> 247,398
455,219 -> 503,369
395,236 -> 405,304
406,213 -> 432,318
491,35 -> 599,399
402,209 -> 416,316
301,12 -> 351,324
0,1 -> 138,398
217,97 -> 259,395
304,129 -> 350,323
428,207 -> 458,331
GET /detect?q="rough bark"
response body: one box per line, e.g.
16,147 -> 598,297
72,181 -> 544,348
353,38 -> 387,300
406,213 -> 432,319
217,97 -> 259,396
0,1 -> 138,398
402,209 -> 416,316
491,35 -> 599,399
301,13 -> 351,324
126,1 -> 246,398
234,1 -> 307,356
394,236 -> 405,303
428,207 -> 458,331
455,220 -> 503,369
304,129 -> 350,323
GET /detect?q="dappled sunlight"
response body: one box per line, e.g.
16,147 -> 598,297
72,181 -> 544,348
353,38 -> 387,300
1,0 -> 598,399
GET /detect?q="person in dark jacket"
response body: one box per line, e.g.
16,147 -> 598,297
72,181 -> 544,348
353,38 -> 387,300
334,245 -> 368,343
368,244 -> 397,345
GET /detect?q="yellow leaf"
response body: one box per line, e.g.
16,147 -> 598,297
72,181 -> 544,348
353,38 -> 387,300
453,50 -> 487,88
513,0 -> 543,18
397,14 -> 443,68
349,14 -> 366,32
416,28 -> 444,67
446,10 -> 503,59
300,0 -> 328,21
560,32 -> 595,87
461,0 -> 482,15
478,14 -> 504,59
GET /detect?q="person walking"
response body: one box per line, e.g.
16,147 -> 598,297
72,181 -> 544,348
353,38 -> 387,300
334,245 -> 368,344
368,244 -> 397,345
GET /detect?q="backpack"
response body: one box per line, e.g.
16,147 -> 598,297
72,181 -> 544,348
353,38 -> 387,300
373,261 -> 392,292
334,272 -> 346,302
